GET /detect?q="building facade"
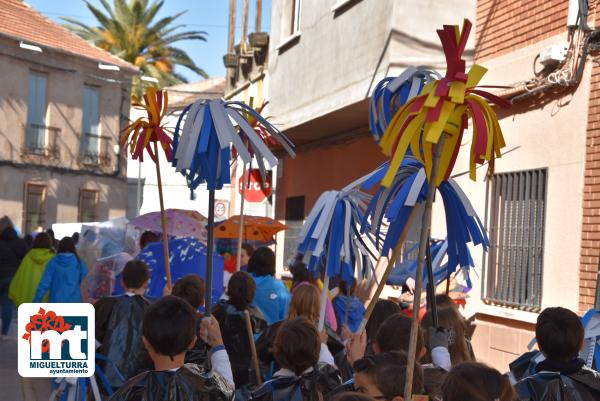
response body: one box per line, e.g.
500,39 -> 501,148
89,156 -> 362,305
0,0 -> 137,233
266,0 -> 600,370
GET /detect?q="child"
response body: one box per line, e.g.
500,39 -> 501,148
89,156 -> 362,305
33,236 -> 88,303
171,274 -> 208,365
247,247 -> 291,325
212,271 -> 267,387
109,296 -> 234,401
347,314 -> 450,400
514,307 -> 600,401
353,351 -> 424,401
95,260 -> 153,388
421,307 -> 475,367
250,317 -> 341,401
442,362 -> 515,401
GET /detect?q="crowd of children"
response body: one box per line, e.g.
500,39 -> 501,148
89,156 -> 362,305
88,246 -> 600,401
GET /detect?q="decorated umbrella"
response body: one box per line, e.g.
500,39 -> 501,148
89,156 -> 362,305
297,177 -> 378,330
172,98 -> 295,313
120,87 -> 175,288
129,208 -> 208,243
370,20 -> 508,399
214,215 -> 287,243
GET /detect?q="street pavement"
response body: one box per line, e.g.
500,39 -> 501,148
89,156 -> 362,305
0,310 -> 51,401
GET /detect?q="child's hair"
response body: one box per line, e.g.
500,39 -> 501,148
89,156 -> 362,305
142,295 -> 196,359
353,351 -> 424,399
247,246 -> 276,276
329,392 -> 376,401
375,313 -> 423,354
139,230 -> 159,250
58,237 -> 78,257
421,307 -> 472,365
121,260 -> 150,290
172,274 -> 205,309
32,232 -> 53,250
536,307 -> 584,361
241,243 -> 255,257
289,257 -> 313,289
365,300 -> 401,341
434,294 -> 457,310
288,283 -> 321,324
227,271 -> 256,310
274,317 -> 320,375
441,362 -> 515,401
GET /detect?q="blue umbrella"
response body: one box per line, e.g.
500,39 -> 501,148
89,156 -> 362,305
171,99 -> 295,313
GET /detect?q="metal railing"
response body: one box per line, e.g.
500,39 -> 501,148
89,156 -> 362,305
23,123 -> 60,159
483,169 -> 547,312
79,133 -> 112,167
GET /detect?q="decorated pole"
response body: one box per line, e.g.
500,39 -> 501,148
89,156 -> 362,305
152,140 -> 172,289
425,238 -> 439,328
120,87 -> 174,289
404,137 -> 445,398
205,190 -> 216,314
236,162 -> 248,271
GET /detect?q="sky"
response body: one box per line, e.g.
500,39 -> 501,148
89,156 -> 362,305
24,0 -> 271,82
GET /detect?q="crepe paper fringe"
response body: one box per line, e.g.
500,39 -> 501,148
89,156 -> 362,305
297,188 -> 377,284
378,19 -> 510,188
369,66 -> 440,143
172,99 -> 295,191
361,157 -> 488,279
120,87 -> 173,163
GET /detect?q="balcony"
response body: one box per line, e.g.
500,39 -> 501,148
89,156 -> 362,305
22,123 -> 61,160
79,133 -> 113,168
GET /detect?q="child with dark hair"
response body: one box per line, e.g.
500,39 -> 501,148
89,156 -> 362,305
421,307 -> 474,369
33,236 -> 87,303
172,274 -> 208,366
250,317 -> 341,401
109,296 -> 234,401
95,260 -> 153,389
353,351 -> 424,401
212,271 -> 267,387
248,247 -> 291,325
514,307 -> 600,401
139,230 -> 159,251
345,314 -> 450,400
442,362 -> 515,401
239,243 -> 255,271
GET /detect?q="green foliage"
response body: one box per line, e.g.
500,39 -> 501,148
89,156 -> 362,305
62,0 -> 208,96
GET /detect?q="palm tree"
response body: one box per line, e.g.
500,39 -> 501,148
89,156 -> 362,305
62,0 -> 208,96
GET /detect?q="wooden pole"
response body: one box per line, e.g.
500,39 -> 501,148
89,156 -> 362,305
317,274 -> 330,331
227,0 -> 237,53
357,207 -> 419,333
241,0 -> 249,43
255,0 -> 262,32
244,310 -> 263,385
236,164 -> 248,271
403,137 -> 446,401
153,141 -> 172,289
205,190 -> 216,316
425,238 -> 439,328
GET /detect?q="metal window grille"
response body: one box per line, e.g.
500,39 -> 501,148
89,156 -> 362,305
79,189 -> 99,223
24,183 -> 47,234
483,169 -> 547,311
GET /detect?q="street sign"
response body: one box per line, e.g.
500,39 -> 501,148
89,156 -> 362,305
239,169 -> 272,203
214,199 -> 229,219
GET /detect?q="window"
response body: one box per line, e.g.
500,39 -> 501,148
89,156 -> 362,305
26,71 -> 48,153
284,195 -> 305,264
79,189 -> 99,223
483,169 -> 547,311
24,183 -> 47,234
81,85 -> 101,164
290,0 -> 302,35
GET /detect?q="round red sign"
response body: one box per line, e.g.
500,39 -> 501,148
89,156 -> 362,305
239,169 -> 272,203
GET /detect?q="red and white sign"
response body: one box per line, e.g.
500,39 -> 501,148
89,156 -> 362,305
214,200 -> 229,219
239,169 -> 272,203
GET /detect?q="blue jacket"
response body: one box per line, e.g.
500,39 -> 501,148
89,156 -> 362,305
33,253 -> 88,303
251,274 -> 290,325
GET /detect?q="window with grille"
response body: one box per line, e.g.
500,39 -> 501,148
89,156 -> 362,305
483,169 -> 547,311
79,189 -> 99,223
24,183 -> 47,234
26,71 -> 48,153
81,85 -> 101,164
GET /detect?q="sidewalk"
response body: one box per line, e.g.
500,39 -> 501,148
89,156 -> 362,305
0,312 -> 51,401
